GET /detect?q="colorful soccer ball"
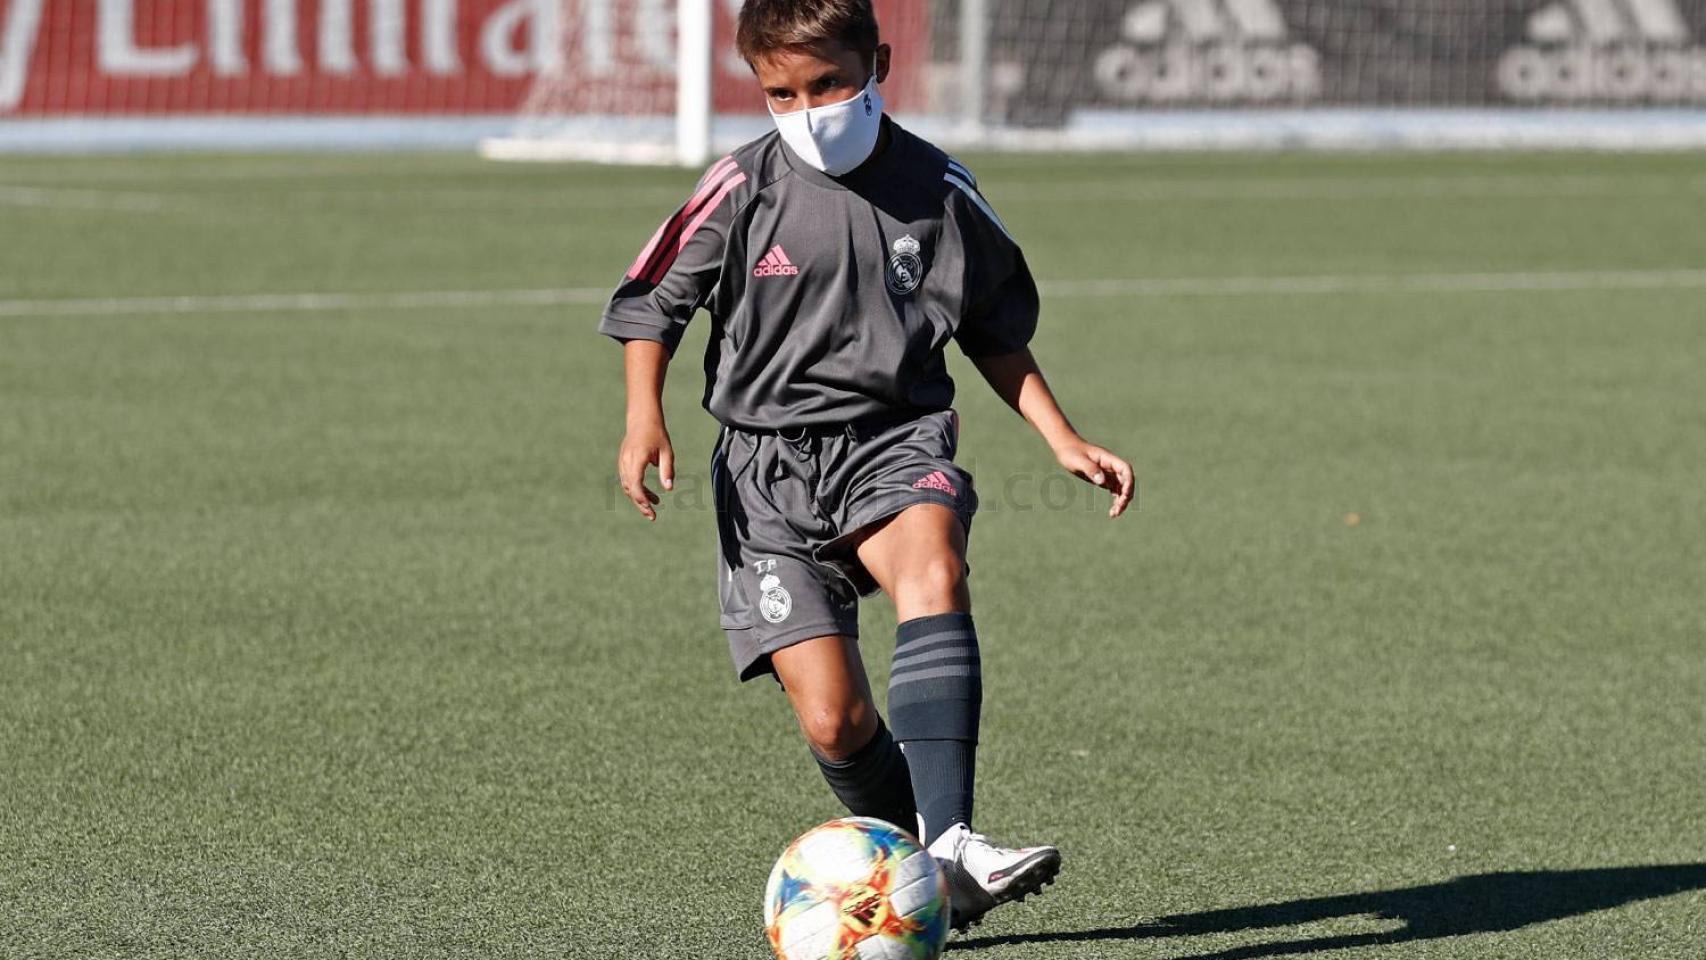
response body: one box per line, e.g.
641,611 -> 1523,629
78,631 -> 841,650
764,817 -> 951,960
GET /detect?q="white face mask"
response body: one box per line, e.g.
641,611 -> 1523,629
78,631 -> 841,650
769,76 -> 885,176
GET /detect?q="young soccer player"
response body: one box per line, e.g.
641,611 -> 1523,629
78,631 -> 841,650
601,0 -> 1134,931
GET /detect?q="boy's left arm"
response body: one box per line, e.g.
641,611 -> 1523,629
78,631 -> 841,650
970,348 -> 1135,519
942,168 -> 1131,517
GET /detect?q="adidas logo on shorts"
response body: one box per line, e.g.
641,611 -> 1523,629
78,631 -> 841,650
912,470 -> 957,497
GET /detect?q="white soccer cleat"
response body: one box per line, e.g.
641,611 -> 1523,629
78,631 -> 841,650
926,822 -> 1061,932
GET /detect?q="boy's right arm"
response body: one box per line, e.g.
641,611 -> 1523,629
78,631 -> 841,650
617,340 -> 673,522
600,156 -> 746,522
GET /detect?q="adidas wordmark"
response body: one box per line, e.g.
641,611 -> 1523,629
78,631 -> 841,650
753,245 -> 800,278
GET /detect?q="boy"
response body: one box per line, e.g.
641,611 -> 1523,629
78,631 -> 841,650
600,0 -> 1134,931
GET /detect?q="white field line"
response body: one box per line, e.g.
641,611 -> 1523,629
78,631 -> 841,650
0,149 -> 1626,183
0,185 -> 172,212
270,174 -> 1706,212
1038,269 -> 1706,297
263,186 -> 688,209
998,174 -> 1706,203
4,269 -> 1705,319
0,288 -> 610,318
0,181 -> 680,213
0,157 -> 483,183
202,173 -> 1706,209
3,170 -> 1704,206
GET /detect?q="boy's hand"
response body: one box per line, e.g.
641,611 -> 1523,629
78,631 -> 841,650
618,419 -> 674,521
968,347 -> 1135,519
1053,438 -> 1135,518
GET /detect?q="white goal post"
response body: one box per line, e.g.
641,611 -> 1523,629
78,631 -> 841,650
675,0 -> 715,166
480,0 -> 715,164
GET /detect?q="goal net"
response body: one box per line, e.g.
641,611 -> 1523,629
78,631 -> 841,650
479,0 -> 710,164
479,0 -> 935,163
483,0 -> 1706,161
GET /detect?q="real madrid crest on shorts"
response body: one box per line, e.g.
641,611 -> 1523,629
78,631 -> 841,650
758,570 -> 792,624
887,234 -> 924,296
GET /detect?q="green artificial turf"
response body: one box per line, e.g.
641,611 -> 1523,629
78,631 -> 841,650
2,150 -> 1703,959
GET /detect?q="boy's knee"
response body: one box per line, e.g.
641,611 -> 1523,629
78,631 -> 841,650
895,554 -> 966,610
799,702 -> 877,761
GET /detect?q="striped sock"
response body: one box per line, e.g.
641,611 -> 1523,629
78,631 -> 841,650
811,718 -> 918,832
888,612 -> 982,845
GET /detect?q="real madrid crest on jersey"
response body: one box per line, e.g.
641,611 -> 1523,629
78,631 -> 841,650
755,560 -> 792,624
887,234 -> 925,296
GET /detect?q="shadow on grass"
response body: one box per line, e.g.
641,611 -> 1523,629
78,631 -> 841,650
955,864 -> 1706,958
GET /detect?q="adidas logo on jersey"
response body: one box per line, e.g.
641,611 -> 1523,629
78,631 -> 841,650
753,245 -> 800,278
1497,0 -> 1706,102
1093,0 -> 1321,103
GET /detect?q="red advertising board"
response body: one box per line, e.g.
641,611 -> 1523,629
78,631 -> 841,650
0,0 -> 928,116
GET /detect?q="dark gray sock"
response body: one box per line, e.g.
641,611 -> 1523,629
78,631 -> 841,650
888,612 -> 982,845
811,718 -> 918,833
897,739 -> 974,845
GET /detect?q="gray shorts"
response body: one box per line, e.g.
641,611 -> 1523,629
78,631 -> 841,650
712,410 -> 978,682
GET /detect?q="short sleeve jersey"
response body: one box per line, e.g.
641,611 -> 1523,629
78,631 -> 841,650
599,119 -> 1039,431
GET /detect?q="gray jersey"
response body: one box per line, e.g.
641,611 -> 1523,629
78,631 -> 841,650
599,119 -> 1038,431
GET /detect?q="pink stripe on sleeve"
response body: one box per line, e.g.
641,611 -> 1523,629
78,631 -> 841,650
645,172 -> 747,285
686,157 -> 739,208
625,157 -> 738,282
626,217 -> 676,280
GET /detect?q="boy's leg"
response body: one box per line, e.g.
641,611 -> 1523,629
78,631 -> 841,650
771,634 -> 917,832
853,503 -> 978,845
856,502 -> 1060,931
713,427 -> 912,825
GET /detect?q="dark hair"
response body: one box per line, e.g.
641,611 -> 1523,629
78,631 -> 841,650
736,0 -> 881,68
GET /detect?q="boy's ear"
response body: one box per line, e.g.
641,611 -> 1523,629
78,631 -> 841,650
872,43 -> 892,84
